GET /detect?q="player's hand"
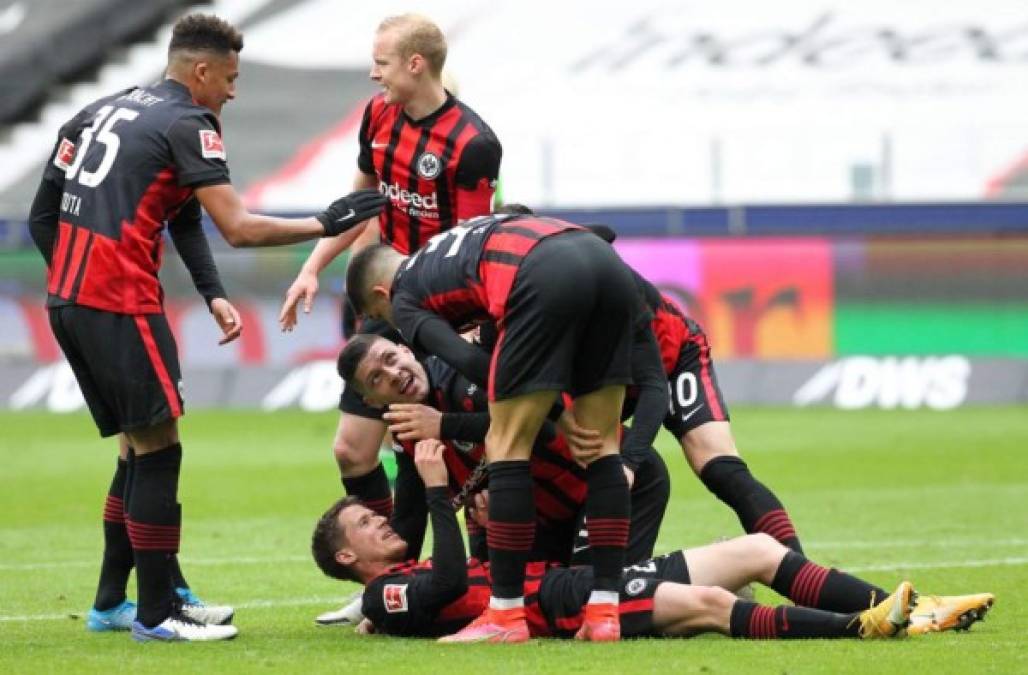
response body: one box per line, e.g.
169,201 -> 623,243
355,618 -> 376,635
279,269 -> 318,332
210,298 -> 243,345
467,490 -> 489,528
558,410 -> 603,461
414,439 -> 448,487
317,189 -> 388,237
383,403 -> 442,442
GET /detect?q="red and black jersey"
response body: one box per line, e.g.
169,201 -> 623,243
42,79 -> 231,314
634,271 -> 696,374
358,92 -> 501,254
363,557 -> 554,638
391,214 -> 581,349
399,355 -> 588,522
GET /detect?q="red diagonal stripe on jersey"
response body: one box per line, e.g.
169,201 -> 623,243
47,221 -> 74,294
59,227 -> 90,298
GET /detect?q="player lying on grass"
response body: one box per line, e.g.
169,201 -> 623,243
313,332 -> 669,626
345,213 -> 670,641
337,332 -> 670,566
312,440 -> 994,641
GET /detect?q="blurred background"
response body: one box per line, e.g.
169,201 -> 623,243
1,0 -> 1026,413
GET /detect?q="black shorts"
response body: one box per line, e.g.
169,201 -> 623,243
49,305 -> 183,437
490,231 -> 639,400
663,326 -> 730,440
571,449 -> 671,566
337,318 -> 403,419
539,550 -> 690,638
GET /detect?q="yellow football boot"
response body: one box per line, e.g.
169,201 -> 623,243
858,581 -> 915,639
907,593 -> 995,635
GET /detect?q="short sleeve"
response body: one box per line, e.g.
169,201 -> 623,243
166,113 -> 232,188
454,132 -> 501,190
357,99 -> 375,175
43,110 -> 91,184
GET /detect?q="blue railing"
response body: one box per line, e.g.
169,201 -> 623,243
4,201 -> 1028,248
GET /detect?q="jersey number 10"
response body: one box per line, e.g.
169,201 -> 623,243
65,105 -> 140,188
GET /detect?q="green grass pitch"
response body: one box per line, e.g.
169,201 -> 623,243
1,407 -> 1025,673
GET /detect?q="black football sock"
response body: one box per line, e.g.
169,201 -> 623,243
486,461 -> 535,600
93,457 -> 133,610
126,443 -> 182,628
771,551 -> 889,612
342,463 -> 393,519
699,456 -> 804,553
169,555 -> 188,593
585,455 -> 631,595
730,601 -> 860,639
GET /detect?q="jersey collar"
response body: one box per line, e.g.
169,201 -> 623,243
156,78 -> 194,101
402,92 -> 456,127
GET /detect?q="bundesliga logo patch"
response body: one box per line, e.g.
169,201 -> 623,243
53,138 -> 76,171
383,584 -> 408,613
199,129 -> 226,160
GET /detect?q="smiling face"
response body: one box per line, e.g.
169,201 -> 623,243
335,503 -> 408,567
353,338 -> 429,406
370,28 -> 417,106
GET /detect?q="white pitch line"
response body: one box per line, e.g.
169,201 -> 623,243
4,537 -> 1027,572
805,537 -> 1028,550
1,557 -> 1025,623
0,596 -> 343,623
845,556 -> 1028,573
0,555 -> 310,571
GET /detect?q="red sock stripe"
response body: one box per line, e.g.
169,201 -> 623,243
102,495 -> 125,523
586,518 -> 630,547
487,521 -> 535,551
748,605 -> 778,639
790,562 -> 830,607
125,519 -> 180,552
752,509 -> 798,543
364,497 -> 394,518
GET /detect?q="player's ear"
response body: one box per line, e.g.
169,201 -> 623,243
336,547 -> 357,567
193,59 -> 210,83
408,53 -> 424,75
370,284 -> 391,304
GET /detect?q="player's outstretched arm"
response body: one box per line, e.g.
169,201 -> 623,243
280,170 -> 381,330
195,184 -> 385,248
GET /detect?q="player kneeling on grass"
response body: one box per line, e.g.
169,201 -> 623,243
312,440 -> 993,641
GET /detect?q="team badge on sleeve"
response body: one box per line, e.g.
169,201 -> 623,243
383,584 -> 409,613
199,129 -> 227,160
53,138 -> 76,171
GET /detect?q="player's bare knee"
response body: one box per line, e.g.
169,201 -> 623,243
126,420 -> 179,453
484,426 -> 533,461
697,585 -> 737,612
333,442 -> 378,476
682,423 -> 738,473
